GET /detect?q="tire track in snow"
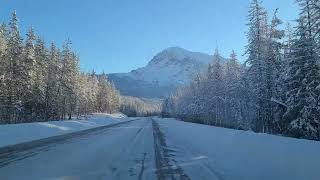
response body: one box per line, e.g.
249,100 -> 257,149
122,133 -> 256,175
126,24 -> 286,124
107,119 -> 152,179
138,152 -> 147,180
152,118 -> 190,180
157,120 -> 226,180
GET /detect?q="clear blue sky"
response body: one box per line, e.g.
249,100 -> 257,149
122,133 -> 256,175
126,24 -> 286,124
0,0 -> 298,73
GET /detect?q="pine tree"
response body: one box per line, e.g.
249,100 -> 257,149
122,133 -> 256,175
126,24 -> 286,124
225,50 -> 241,128
0,23 -> 8,121
311,0 -> 320,48
45,42 -> 61,120
61,40 -> 79,119
264,9 -> 285,133
238,63 -> 255,130
206,48 -> 226,126
283,18 -> 320,140
284,23 -> 294,58
76,72 -> 87,116
108,83 -> 120,113
22,27 -> 36,121
161,0 -> 320,141
88,71 -> 99,113
96,74 -> 109,113
95,73 -> 119,113
32,37 -> 48,120
0,11 -> 120,123
246,0 -> 269,132
5,11 -> 24,123
0,23 -> 7,57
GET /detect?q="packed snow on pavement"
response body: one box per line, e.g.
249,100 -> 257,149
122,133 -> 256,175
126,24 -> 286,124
0,119 -> 156,180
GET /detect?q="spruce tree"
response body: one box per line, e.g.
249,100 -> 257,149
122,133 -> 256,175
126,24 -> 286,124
45,42 -> 61,120
246,0 -> 269,132
6,11 -> 24,122
264,9 -> 285,133
61,40 -> 79,119
22,27 -> 36,121
0,23 -> 8,121
33,37 -> 48,120
283,19 -> 320,140
225,50 -> 241,128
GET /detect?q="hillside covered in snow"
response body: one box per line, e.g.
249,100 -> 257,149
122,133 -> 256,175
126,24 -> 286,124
109,47 -> 227,98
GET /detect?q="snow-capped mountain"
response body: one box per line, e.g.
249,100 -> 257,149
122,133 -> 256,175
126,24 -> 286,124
109,47 -> 226,98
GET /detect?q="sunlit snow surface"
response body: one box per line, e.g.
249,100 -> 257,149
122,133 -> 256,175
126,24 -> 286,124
0,117 -> 319,180
157,118 -> 320,180
0,113 -> 128,147
118,47 -> 216,86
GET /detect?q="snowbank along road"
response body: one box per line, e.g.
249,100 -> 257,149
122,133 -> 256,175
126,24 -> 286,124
0,117 -> 319,180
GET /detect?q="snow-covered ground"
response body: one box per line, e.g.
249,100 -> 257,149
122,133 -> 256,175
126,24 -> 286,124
157,118 -> 320,180
1,117 -> 320,180
0,113 -> 129,148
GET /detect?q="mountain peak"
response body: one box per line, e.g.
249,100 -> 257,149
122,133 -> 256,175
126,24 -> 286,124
109,47 -> 228,98
161,46 -> 207,57
163,46 -> 189,53
149,46 -> 214,66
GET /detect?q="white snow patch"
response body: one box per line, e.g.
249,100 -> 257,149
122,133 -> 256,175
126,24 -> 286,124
38,122 -> 72,131
191,155 -> 208,161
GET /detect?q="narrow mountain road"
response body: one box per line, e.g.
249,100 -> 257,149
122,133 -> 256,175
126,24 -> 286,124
0,118 -> 190,180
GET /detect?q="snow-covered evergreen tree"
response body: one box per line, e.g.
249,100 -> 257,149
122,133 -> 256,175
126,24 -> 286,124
96,73 -> 110,113
264,9 -> 285,133
45,42 -> 61,120
225,50 -> 241,128
5,11 -> 24,123
22,27 -> 36,121
209,49 -> 226,126
0,23 -> 7,57
0,11 -> 121,124
60,40 -> 79,119
161,0 -> 320,141
283,18 -> 320,140
0,23 -> 8,120
245,0 -> 269,132
31,37 -> 48,120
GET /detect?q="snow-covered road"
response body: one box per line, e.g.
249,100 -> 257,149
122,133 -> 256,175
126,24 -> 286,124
0,118 -> 319,180
0,119 -> 157,180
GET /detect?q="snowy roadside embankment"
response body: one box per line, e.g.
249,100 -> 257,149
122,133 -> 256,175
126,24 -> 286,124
156,118 -> 320,180
0,113 -> 129,148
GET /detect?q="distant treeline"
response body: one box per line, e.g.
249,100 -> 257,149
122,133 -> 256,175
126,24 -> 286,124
120,96 -> 161,117
0,11 -> 120,124
163,0 -> 320,140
